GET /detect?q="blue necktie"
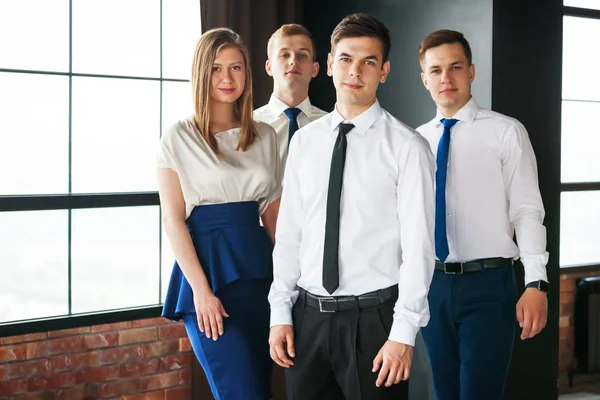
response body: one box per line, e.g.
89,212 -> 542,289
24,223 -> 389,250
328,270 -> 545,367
284,108 -> 301,148
435,118 -> 459,262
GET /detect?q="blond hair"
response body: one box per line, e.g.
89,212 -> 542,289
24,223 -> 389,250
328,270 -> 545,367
191,27 -> 256,153
267,24 -> 317,61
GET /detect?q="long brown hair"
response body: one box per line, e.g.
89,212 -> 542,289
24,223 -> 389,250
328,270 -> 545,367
191,27 -> 256,153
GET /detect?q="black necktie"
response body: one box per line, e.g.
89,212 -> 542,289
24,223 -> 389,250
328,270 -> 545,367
322,122 -> 355,294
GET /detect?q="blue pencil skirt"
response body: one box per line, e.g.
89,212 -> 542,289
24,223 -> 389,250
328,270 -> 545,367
183,279 -> 272,400
162,201 -> 274,400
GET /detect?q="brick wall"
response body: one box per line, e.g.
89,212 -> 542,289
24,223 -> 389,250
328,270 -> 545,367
0,318 -> 192,399
559,266 -> 600,374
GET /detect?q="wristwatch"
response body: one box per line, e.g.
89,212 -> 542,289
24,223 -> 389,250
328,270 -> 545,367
525,280 -> 549,293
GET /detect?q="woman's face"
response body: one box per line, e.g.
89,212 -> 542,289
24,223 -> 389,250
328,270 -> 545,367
210,46 -> 246,105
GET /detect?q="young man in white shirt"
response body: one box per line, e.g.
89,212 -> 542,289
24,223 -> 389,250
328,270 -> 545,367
268,13 -> 436,400
416,29 -> 549,400
254,24 -> 327,165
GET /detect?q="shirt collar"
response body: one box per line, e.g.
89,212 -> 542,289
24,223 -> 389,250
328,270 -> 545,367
329,99 -> 382,136
434,97 -> 479,127
267,94 -> 314,119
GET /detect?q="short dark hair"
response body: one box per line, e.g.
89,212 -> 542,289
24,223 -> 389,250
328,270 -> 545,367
418,29 -> 472,67
330,13 -> 391,63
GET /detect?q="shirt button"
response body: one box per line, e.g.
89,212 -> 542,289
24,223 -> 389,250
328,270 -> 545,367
447,214 -> 451,218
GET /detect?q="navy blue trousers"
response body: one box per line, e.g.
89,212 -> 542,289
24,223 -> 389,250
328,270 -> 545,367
182,279 -> 272,400
421,266 -> 517,400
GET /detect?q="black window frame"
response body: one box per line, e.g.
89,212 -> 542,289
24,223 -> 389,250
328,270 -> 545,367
0,0 -> 200,337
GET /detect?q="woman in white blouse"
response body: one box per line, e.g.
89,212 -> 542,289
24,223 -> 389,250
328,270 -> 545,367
157,28 -> 281,400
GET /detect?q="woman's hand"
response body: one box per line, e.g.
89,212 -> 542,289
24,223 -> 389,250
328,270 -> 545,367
193,291 -> 229,341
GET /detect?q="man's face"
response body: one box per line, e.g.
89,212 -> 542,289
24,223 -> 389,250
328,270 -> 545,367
327,37 -> 390,108
266,34 -> 319,92
420,42 -> 475,116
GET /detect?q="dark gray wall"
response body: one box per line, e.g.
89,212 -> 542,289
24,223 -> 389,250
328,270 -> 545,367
304,0 -> 492,128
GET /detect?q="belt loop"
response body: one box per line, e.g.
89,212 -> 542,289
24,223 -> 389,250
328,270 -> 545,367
354,295 -> 359,310
301,289 -> 307,308
378,289 -> 385,303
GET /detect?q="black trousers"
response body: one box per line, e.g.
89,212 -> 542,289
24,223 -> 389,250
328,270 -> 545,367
285,292 -> 409,400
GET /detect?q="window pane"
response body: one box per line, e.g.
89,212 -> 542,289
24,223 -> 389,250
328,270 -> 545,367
72,0 -> 160,77
0,0 -> 69,72
71,206 -> 160,313
0,211 -> 68,323
0,73 -> 69,195
563,17 -> 600,101
71,77 -> 160,193
163,0 -> 201,80
562,101 -> 600,182
560,191 -> 600,266
564,0 -> 600,10
162,81 -> 193,132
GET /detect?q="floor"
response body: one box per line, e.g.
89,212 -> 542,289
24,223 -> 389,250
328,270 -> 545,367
559,373 -> 600,399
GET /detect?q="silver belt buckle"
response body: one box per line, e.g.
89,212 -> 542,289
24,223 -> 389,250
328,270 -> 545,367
318,297 -> 336,312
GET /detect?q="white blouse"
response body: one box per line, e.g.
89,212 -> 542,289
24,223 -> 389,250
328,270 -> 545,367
157,117 -> 283,218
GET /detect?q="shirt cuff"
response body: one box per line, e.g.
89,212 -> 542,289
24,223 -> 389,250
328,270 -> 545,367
388,317 -> 419,346
270,304 -> 293,327
521,252 -> 549,285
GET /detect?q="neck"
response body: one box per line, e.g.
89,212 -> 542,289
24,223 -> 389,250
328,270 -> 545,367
439,96 -> 472,119
273,86 -> 309,108
210,102 -> 239,132
336,97 -> 376,121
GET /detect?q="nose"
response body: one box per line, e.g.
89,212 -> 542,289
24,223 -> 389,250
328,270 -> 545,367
289,54 -> 298,65
349,61 -> 362,78
222,68 -> 233,83
440,69 -> 451,83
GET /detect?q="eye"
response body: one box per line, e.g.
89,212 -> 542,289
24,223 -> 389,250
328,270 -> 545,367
431,69 -> 441,74
298,53 -> 308,59
279,53 -> 289,58
365,60 -> 375,66
232,65 -> 242,71
340,57 -> 351,62
452,66 -> 462,70
212,66 -> 220,72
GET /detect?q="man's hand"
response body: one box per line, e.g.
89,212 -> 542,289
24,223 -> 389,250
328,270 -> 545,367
269,325 -> 295,368
372,340 -> 413,387
517,288 -> 548,340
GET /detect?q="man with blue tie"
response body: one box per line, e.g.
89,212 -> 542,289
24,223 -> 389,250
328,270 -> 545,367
416,29 -> 550,400
254,24 -> 327,167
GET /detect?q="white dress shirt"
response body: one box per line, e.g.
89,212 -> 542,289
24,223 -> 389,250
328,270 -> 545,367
254,94 -> 328,164
156,117 -> 282,218
417,98 -> 549,285
268,100 -> 436,346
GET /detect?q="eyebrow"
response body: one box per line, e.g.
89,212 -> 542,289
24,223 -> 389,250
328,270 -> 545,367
278,47 -> 311,53
429,60 -> 464,70
339,52 -> 380,61
213,61 -> 244,65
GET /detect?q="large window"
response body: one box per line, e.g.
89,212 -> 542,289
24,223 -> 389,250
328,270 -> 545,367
0,0 -> 200,328
561,2 -> 600,267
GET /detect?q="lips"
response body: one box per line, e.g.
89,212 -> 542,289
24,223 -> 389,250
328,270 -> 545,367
219,88 -> 235,94
440,88 -> 457,94
344,83 -> 363,89
286,69 -> 300,75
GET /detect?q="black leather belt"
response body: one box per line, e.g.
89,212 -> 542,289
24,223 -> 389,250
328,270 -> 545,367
435,257 -> 513,274
300,285 -> 398,313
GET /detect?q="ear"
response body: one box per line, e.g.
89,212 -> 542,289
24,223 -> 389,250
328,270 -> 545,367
380,60 -> 391,83
327,53 -> 333,76
265,59 -> 273,76
421,71 -> 429,90
311,61 -> 320,78
468,63 -> 476,83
